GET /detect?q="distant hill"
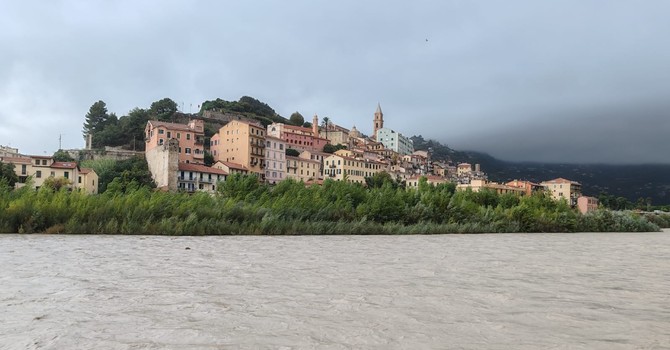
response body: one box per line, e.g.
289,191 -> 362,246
411,135 -> 670,205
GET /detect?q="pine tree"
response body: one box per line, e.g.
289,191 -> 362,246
82,100 -> 110,139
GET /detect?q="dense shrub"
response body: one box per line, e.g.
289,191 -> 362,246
0,175 -> 661,235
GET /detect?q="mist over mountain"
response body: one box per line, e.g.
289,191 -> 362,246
412,136 -> 670,205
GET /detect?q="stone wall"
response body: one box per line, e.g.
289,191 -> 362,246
145,139 -> 179,191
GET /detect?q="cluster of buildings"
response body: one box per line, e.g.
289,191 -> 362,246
0,104 -> 599,214
0,146 -> 98,194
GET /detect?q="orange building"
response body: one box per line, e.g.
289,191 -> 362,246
145,120 -> 205,164
210,119 -> 266,177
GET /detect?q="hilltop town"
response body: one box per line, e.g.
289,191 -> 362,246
1,99 -> 600,215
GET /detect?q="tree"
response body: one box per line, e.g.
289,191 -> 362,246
323,144 -> 337,154
42,177 -> 71,191
52,150 -> 75,162
286,148 -> 300,157
149,98 -> 178,121
204,151 -> 214,166
0,161 -> 19,188
321,117 -> 331,141
82,100 -> 112,139
289,112 -> 304,126
302,122 -> 312,128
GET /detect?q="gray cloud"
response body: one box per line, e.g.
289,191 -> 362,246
1,0 -> 669,163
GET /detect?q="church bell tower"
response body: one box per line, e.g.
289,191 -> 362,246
373,103 -> 384,139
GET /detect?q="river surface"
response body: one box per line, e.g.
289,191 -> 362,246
1,231 -> 670,349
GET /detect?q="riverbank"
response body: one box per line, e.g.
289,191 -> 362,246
1,177 -> 665,235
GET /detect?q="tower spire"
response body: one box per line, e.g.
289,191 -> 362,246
373,103 -> 384,139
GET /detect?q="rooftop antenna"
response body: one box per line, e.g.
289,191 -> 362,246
59,134 -> 62,150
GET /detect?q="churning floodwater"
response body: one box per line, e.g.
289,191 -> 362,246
1,231 -> 669,349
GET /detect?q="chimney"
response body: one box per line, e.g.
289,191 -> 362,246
475,163 -> 480,172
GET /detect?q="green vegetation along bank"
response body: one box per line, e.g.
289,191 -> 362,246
1,175 -> 666,235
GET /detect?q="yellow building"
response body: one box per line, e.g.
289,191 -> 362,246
1,155 -> 98,193
285,155 -> 321,182
211,120 -> 266,177
540,178 -> 582,206
323,154 -> 388,184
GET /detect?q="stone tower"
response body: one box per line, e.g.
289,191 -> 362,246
312,114 -> 319,136
373,103 -> 384,139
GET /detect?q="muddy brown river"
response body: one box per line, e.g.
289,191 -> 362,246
1,231 -> 669,349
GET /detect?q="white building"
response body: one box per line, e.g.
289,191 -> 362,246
375,127 -> 414,156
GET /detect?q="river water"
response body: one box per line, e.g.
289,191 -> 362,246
1,231 -> 669,349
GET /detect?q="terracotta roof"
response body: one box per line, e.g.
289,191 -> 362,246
51,162 -> 77,169
79,168 -> 94,175
0,156 -> 32,164
178,163 -> 228,175
284,124 -> 314,133
458,163 -> 471,167
29,155 -> 53,159
287,155 -> 319,163
148,120 -> 194,132
215,161 -> 248,171
326,154 -> 388,165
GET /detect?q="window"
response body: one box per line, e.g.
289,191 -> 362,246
36,171 -> 41,178
158,129 -> 164,134
64,171 -> 69,179
42,160 -> 47,165
21,165 -> 26,175
177,132 -> 181,139
279,144 -> 283,150
186,134 -> 191,140
78,176 -> 82,184
159,139 -> 164,145
167,132 -> 171,138
185,148 -> 191,154
34,160 -> 40,165
50,171 -> 55,177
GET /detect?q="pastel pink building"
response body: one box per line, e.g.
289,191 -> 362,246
145,120 -> 205,164
266,123 -> 329,152
577,196 -> 599,214
264,136 -> 287,184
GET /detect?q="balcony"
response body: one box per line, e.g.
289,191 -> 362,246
287,164 -> 297,169
329,164 -> 336,168
193,152 -> 204,159
199,178 -> 213,184
178,176 -> 195,182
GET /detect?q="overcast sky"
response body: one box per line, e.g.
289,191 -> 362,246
1,1 -> 669,163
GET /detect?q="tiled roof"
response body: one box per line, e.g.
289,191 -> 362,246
215,161 -> 248,171
79,168 -> 94,174
284,124 -> 314,133
178,163 -> 228,175
51,162 -> 77,169
0,156 -> 32,164
148,120 -> 194,132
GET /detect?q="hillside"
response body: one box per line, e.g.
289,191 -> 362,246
411,136 -> 670,205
